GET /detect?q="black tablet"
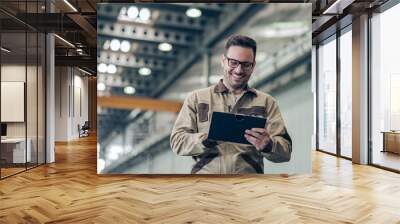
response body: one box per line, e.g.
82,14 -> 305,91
207,111 -> 267,145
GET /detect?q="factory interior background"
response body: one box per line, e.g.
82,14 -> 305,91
96,3 -> 312,174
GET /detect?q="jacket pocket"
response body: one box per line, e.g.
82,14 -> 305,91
198,103 -> 209,122
237,106 -> 266,117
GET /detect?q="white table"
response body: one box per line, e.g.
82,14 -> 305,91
1,138 -> 31,163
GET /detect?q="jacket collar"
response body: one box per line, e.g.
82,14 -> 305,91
213,79 -> 257,96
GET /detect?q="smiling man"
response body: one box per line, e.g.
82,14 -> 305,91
170,35 -> 292,174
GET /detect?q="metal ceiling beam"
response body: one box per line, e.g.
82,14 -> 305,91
109,87 -> 150,97
159,3 -> 225,13
97,2 -> 224,15
98,110 -> 131,141
312,14 -> 335,33
323,0 -> 355,14
97,59 -> 168,73
98,51 -> 173,71
13,13 -> 82,32
0,18 -> 27,31
311,0 -> 381,40
104,75 -> 162,90
261,63 -> 310,95
67,13 -> 97,47
97,38 -> 181,59
98,49 -> 177,61
98,74 -> 154,90
52,0 -> 78,13
253,53 -> 311,90
97,4 -> 210,32
56,46 -> 95,55
313,14 -> 352,44
98,21 -> 200,47
0,8 -> 38,31
55,55 -> 96,69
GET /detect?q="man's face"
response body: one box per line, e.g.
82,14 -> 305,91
220,46 -> 255,90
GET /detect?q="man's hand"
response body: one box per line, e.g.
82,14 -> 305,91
244,128 -> 271,151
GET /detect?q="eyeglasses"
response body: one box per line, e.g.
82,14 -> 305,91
224,55 -> 254,71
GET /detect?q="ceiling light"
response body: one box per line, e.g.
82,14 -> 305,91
63,0 -> 78,12
107,64 -> 117,74
120,40 -> 131,53
1,47 -> 11,53
158,42 -> 172,52
186,8 -> 202,18
110,39 -> 120,51
97,82 -> 106,91
108,145 -> 123,160
103,40 -> 110,50
124,86 -> 136,95
127,6 -> 139,19
119,7 -> 127,16
98,63 -> 107,73
138,67 -> 151,76
139,8 -> 151,21
54,34 -> 75,48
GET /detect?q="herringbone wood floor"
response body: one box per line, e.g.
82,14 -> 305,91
1,134 -> 400,224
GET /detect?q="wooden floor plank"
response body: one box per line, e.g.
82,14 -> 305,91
0,134 -> 399,223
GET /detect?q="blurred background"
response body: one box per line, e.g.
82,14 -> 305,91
97,3 -> 312,174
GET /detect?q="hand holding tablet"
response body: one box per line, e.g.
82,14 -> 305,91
207,112 -> 267,145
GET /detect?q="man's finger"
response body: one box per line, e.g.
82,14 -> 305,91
245,130 -> 262,139
245,134 -> 258,145
251,128 -> 267,134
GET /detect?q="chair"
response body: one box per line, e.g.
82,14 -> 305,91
79,121 -> 90,138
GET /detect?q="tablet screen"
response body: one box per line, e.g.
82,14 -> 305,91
208,111 -> 266,145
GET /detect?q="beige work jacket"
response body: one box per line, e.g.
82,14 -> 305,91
170,79 -> 292,174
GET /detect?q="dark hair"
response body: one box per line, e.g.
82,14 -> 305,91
225,35 -> 257,60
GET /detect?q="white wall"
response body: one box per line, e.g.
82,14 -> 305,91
55,67 -> 89,141
55,67 -> 68,141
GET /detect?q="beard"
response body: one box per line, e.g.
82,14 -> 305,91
225,72 -> 249,90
